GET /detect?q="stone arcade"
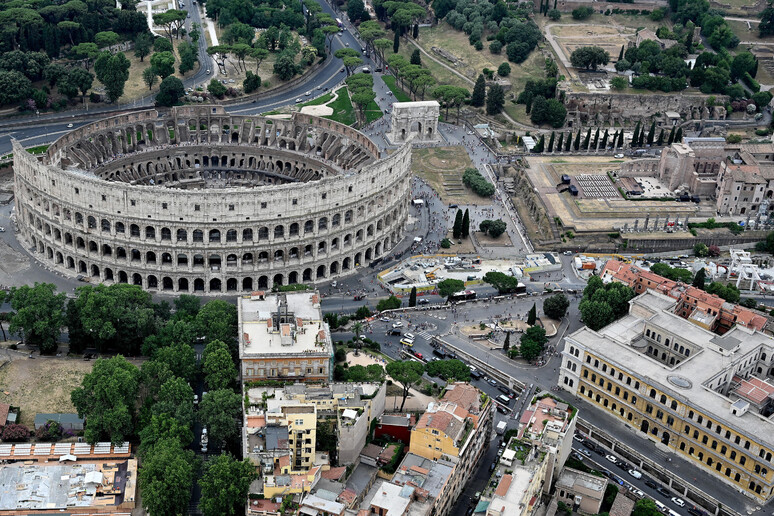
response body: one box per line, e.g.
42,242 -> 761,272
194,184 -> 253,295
14,106 -> 412,294
386,101 -> 441,144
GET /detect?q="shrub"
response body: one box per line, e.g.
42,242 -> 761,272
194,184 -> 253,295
462,168 -> 495,197
207,79 -> 227,98
244,71 -> 262,93
547,9 -> 561,20
441,238 -> 451,248
572,6 -> 593,20
1,424 -> 30,442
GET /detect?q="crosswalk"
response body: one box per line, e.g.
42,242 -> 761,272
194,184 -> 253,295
417,331 -> 433,341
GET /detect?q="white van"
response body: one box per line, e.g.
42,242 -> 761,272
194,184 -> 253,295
654,501 -> 668,514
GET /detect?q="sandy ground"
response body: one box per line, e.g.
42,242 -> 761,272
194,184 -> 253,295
346,351 -> 435,411
301,105 -> 333,116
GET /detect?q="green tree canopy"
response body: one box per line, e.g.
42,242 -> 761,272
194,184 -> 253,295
376,295 -> 402,311
156,75 -> 184,106
425,359 -> 471,381
578,276 -> 635,331
153,376 -> 195,428
483,271 -> 522,293
202,339 -> 237,390
94,51 -> 130,102
8,283 -> 65,354
138,413 -> 194,458
706,282 -> 741,303
650,262 -> 693,283
199,454 -> 257,516
570,46 -> 610,70
543,293 -> 569,320
199,389 -> 242,447
154,341 -> 196,383
71,356 -> 139,444
196,300 -> 238,355
386,360 -> 424,411
437,278 -> 465,299
139,437 -> 195,516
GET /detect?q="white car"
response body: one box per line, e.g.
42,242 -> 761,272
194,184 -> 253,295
295,98 -> 303,103
614,153 -> 624,158
380,317 -> 389,322
605,454 -> 617,464
305,91 -> 311,96
580,448 -> 591,457
629,488 -> 645,499
404,333 -> 415,341
572,434 -> 584,442
392,322 -> 403,328
671,497 -> 685,508
628,469 -> 642,479
67,123 -> 73,128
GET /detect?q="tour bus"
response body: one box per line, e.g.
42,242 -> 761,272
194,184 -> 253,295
335,17 -> 343,28
448,290 -> 477,303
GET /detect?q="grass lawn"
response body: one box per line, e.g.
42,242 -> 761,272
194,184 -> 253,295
365,98 -> 383,124
382,75 -> 412,102
301,92 -> 333,107
324,87 -> 356,126
412,146 -> 491,205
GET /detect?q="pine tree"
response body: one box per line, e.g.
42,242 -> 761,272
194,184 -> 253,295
601,129 -> 609,149
667,125 -> 676,145
471,74 -> 486,107
632,122 -> 641,147
410,49 -> 421,66
592,127 -> 600,149
573,129 -> 581,151
462,209 -> 470,238
675,127 -> 683,142
393,30 -> 400,53
503,331 -> 511,351
527,303 -> 537,326
556,132 -> 564,152
409,287 -> 417,307
582,128 -> 591,149
534,134 -> 545,153
618,45 -> 625,61
657,128 -> 664,146
547,131 -> 555,153
565,132 -> 572,151
646,121 -> 656,145
453,209 -> 463,239
617,130 -> 624,148
692,268 -> 707,290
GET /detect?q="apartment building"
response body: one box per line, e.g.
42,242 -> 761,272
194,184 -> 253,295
486,452 -> 550,516
559,290 -> 774,502
601,259 -> 767,335
555,468 -> 607,514
238,290 -> 333,383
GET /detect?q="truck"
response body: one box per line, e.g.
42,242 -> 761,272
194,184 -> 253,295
496,421 -> 507,435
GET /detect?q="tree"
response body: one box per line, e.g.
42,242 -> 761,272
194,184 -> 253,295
548,132 -> 555,153
761,4 -> 774,38
570,46 -> 610,70
207,78 -> 227,98
527,303 -> 537,326
94,51 -> 130,102
196,300 -> 238,355
386,361 -> 424,411
335,48 -> 363,75
156,75 -> 184,106
645,120 -> 655,146
139,413 -> 193,458
153,376 -> 195,428
462,209 -> 470,238
347,0 -> 368,22
199,389 -> 242,447
583,128 -> 591,149
498,62 -> 511,77
632,499 -> 662,516
409,287 -> 417,307
453,209 -> 463,239
251,48 -> 269,73
154,37 -> 173,53
533,135 -> 545,153
244,71 -> 261,93
139,438 -> 195,516
486,84 -> 505,115
574,129 -> 581,151
483,271 -> 522,293
503,331 -> 511,351
544,293 -> 570,320
438,279 -> 465,300
153,10 -> 187,42
692,268 -> 707,290
572,6 -> 594,20
68,67 -> 93,104
178,41 -> 198,74
71,43 -> 100,70
519,326 -> 547,362
706,282 -> 741,303
480,219 -> 507,238
274,54 -> 298,81
425,359 -> 471,381
694,242 -> 709,257
36,420 -> 63,442
548,8 -> 561,20
142,67 -> 158,91
413,23 -> 419,39
1,424 -> 30,442
9,283 -> 65,354
134,33 -> 154,62
203,340 -> 237,390
154,341 -> 196,383
199,454 -> 257,516
632,122 -> 641,147
393,29 -> 400,53
675,127 -> 683,143
376,296 -> 402,311
95,31 -> 120,49
71,356 -> 139,444
411,49 -> 421,66
657,129 -> 664,146
471,74 -> 486,107
150,51 -> 175,79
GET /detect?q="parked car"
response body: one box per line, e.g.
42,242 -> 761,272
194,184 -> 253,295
605,454 -> 618,464
657,486 -> 671,497
580,448 -> 591,457
629,487 -> 645,499
645,479 -> 658,489
572,434 -> 585,443
628,469 -> 642,479
671,498 -> 685,508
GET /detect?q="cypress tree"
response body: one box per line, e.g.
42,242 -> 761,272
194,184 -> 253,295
573,129 -> 581,151
534,134 -> 545,153
646,121 -> 656,145
556,132 -> 564,151
565,132 -> 572,151
638,126 -> 646,146
471,74 -> 486,107
753,59 -> 759,79
692,268 -> 707,290
601,129 -> 609,149
553,0 -> 557,8
632,122 -> 641,147
503,331 -> 511,351
453,209 -> 462,239
657,128 -> 664,146
393,30 -> 400,53
667,125 -> 676,144
413,23 -> 419,39
592,127 -> 600,149
685,32 -> 693,51
675,127 -> 683,143
409,287 -> 417,307
582,128 -> 591,149
618,45 -> 625,61
525,95 -> 533,114
617,129 -> 624,148
462,209 -> 470,238
527,303 -> 537,326
547,131 -> 555,153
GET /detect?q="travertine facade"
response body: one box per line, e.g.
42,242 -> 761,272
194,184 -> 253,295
14,106 -> 412,294
387,101 -> 440,144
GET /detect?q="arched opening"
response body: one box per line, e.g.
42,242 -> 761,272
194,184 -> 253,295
78,260 -> 87,273
640,420 -> 649,434
209,229 -> 221,242
118,271 -> 128,283
243,228 -> 253,241
288,271 -> 298,284
194,278 -> 205,291
226,229 -> 237,242
148,276 -> 160,288
145,226 -> 156,239
146,251 -> 156,264
273,274 -> 283,287
242,277 -> 253,291
316,265 -> 326,279
303,268 -> 313,281
209,254 -> 221,269
132,273 -> 143,286
258,276 -> 268,289
226,278 -> 238,291
90,264 -> 100,278
162,253 -> 172,265
161,227 -> 172,240
178,278 -> 189,291
177,229 -> 187,242
661,431 -> 670,446
104,268 -> 114,281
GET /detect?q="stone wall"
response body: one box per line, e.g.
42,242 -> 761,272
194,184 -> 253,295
563,91 -> 729,128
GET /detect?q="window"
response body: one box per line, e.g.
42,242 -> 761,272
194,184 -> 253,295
292,198 -> 298,205
671,400 -> 678,410
261,202 -> 267,208
101,195 -> 106,201
229,204 -> 234,211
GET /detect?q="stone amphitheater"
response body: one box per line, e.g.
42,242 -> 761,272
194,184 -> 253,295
13,106 -> 411,294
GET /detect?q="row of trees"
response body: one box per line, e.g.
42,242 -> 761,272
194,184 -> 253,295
452,208 -> 471,239
532,127 -> 627,154
462,167 -> 495,197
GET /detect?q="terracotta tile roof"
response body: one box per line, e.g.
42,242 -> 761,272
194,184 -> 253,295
339,488 -> 358,505
494,474 -> 512,497
281,323 -> 291,336
321,466 -> 346,481
442,383 -> 479,413
734,376 -> 774,404
247,415 -> 266,429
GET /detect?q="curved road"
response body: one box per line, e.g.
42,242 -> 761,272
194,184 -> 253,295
0,1 -> 371,154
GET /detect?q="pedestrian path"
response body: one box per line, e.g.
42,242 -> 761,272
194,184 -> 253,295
417,331 -> 433,341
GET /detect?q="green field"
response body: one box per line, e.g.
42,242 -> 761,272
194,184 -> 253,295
324,88 -> 356,126
300,92 -> 334,107
382,75 -> 412,102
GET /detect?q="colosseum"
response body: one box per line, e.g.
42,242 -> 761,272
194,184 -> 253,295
13,106 -> 411,294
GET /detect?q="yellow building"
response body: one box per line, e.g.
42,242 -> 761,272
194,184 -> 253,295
560,290 -> 774,503
238,290 -> 333,383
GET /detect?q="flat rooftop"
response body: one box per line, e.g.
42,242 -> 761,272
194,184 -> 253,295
569,291 -> 774,448
0,460 -> 136,512
239,291 -> 331,358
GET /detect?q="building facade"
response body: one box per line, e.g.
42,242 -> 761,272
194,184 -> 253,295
559,291 -> 774,503
14,106 -> 412,294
